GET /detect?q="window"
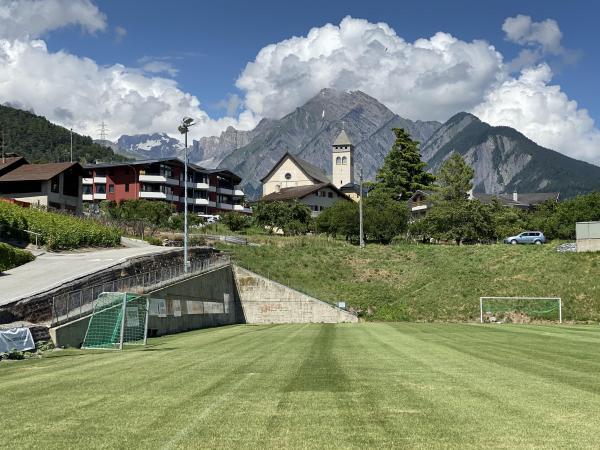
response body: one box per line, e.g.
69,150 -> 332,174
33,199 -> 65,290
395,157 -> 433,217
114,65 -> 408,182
336,156 -> 341,165
82,185 -> 92,195
328,192 -> 333,198
109,184 -> 115,193
96,184 -> 106,194
125,183 -> 129,192
342,156 -> 347,165
50,175 -> 60,193
284,172 -> 292,180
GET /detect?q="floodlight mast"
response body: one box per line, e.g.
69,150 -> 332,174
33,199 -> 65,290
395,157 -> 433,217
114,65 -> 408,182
178,117 -> 196,273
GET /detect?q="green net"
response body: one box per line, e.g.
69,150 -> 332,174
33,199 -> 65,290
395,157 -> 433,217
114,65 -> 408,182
481,297 -> 561,323
82,292 -> 148,349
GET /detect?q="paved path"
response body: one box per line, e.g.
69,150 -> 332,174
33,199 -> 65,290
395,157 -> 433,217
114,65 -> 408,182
0,241 -> 173,306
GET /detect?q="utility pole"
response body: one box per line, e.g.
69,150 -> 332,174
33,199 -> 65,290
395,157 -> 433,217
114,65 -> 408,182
70,128 -> 73,162
1,130 -> 5,164
359,169 -> 365,249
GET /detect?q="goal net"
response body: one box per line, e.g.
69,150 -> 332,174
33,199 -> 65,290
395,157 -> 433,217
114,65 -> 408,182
480,297 -> 562,323
82,292 -> 149,350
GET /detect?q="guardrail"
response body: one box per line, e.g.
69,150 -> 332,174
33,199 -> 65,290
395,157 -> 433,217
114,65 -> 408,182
198,234 -> 247,245
50,254 -> 231,327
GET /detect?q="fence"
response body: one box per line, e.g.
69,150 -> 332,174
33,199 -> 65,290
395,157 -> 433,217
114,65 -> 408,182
51,254 -> 230,326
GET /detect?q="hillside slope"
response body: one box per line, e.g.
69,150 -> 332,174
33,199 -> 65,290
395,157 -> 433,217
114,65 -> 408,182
0,104 -> 127,164
421,112 -> 600,198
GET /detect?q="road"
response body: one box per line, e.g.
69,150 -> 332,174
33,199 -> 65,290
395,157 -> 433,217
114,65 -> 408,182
0,240 -> 173,306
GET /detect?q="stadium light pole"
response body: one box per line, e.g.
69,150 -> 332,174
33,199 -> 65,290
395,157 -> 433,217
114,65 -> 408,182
178,117 -> 196,273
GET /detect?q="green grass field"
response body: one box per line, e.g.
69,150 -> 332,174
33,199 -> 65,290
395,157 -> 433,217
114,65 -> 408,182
3,323 -> 600,449
219,237 -> 600,322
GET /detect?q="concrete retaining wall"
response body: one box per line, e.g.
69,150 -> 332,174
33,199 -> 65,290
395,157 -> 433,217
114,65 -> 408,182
577,221 -> 600,253
233,266 -> 357,324
49,265 -> 245,347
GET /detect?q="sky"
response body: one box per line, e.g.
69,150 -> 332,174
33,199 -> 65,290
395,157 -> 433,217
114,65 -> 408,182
0,0 -> 599,164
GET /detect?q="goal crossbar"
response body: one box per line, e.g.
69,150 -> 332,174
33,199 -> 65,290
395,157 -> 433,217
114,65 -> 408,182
479,297 -> 562,323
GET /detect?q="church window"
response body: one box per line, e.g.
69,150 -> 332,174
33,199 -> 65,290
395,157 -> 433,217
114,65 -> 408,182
342,156 -> 347,165
336,156 -> 341,165
284,172 -> 292,180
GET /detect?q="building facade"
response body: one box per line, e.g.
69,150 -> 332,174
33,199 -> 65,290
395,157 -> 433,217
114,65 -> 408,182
82,158 -> 250,214
0,161 -> 83,213
259,183 -> 351,217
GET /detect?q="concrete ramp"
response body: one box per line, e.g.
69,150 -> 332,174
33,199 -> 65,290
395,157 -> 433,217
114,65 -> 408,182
233,266 -> 358,324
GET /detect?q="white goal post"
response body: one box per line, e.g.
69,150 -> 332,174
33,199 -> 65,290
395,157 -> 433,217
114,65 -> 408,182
480,297 -> 562,323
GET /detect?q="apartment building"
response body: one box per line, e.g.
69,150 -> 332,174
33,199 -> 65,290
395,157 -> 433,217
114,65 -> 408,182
82,158 -> 250,214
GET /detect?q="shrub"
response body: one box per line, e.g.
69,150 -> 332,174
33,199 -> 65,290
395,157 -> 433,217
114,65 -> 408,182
222,213 -> 252,232
0,243 -> 35,271
0,202 -> 121,250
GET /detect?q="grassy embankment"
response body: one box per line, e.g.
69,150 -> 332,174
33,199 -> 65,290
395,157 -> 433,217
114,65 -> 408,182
0,242 -> 34,272
2,323 -> 600,448
218,236 -> 600,322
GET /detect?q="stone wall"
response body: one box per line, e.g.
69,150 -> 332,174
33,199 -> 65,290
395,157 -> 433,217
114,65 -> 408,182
233,266 -> 358,324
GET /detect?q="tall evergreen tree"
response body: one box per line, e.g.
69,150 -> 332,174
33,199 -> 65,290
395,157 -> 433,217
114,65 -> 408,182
373,128 -> 435,200
435,153 -> 475,202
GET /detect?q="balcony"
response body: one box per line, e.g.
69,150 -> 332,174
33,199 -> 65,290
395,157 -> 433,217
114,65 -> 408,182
216,203 -> 234,211
233,204 -> 252,213
217,187 -> 234,195
82,194 -> 93,201
82,178 -> 93,185
233,189 -> 245,197
138,174 -> 179,186
94,193 -> 107,200
185,181 -> 210,190
193,198 -> 209,205
139,191 -> 179,202
93,176 -> 106,183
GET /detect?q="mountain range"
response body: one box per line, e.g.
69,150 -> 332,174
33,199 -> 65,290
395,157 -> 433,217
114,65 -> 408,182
6,88 -> 599,200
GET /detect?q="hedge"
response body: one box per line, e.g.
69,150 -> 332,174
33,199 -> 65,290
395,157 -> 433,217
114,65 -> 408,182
0,242 -> 35,272
0,202 -> 121,250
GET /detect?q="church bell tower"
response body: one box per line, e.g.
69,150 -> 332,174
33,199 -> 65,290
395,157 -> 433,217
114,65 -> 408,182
332,129 -> 354,189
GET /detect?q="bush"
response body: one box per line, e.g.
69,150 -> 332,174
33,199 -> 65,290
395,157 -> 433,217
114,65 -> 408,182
0,201 -> 121,250
0,243 -> 35,271
222,213 -> 252,232
144,236 -> 162,246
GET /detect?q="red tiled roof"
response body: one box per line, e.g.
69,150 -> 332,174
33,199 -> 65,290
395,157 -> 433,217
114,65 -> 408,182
0,162 -> 81,182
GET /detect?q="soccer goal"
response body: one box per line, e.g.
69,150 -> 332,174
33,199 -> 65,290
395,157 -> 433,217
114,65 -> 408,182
479,297 -> 562,324
82,292 -> 149,350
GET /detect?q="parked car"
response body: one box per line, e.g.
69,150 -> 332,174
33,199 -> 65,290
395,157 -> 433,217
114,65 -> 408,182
197,214 -> 220,224
504,231 -> 546,245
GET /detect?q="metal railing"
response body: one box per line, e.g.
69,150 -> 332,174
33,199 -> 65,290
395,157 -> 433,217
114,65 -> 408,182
50,254 -> 230,326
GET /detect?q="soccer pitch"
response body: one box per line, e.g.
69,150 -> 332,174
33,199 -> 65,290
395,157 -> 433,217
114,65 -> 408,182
3,323 -> 600,449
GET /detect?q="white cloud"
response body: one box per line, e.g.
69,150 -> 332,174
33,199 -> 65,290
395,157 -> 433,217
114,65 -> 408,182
236,16 -> 504,122
114,26 -> 127,43
0,0 -> 106,40
140,60 -> 179,77
0,1 -> 257,141
503,15 -> 562,54
473,64 -> 600,164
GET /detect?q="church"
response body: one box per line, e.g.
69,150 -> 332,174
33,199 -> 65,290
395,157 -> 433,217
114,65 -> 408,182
259,130 -> 360,216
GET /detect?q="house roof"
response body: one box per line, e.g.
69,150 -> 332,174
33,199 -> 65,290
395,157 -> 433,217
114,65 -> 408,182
84,157 -> 188,169
0,162 -> 82,182
259,182 -> 351,202
259,152 -> 329,184
473,192 -> 559,206
0,156 -> 27,175
333,130 -> 352,146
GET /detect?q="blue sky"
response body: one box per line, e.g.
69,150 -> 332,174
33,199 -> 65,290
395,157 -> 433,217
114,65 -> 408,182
45,0 -> 598,121
0,0 -> 598,164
